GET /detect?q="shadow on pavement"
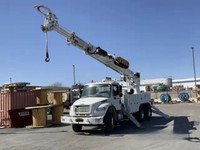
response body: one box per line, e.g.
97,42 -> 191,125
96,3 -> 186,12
77,116 -> 199,140
172,116 -> 200,142
77,116 -> 172,137
173,116 -> 198,134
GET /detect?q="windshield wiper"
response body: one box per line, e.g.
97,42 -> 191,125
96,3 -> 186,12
96,95 -> 104,97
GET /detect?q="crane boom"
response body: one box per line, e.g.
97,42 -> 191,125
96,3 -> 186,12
35,5 -> 140,93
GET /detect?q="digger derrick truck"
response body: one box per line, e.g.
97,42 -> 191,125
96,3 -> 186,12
35,5 -> 169,133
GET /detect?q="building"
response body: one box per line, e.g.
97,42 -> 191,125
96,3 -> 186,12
173,78 -> 200,90
140,77 -> 200,92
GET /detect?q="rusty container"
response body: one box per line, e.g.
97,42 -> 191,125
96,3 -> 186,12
0,91 -> 36,127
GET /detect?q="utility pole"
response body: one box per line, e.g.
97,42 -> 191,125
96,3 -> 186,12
73,65 -> 76,85
191,47 -> 197,96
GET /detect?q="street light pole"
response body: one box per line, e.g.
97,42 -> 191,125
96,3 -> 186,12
191,47 -> 197,95
73,65 -> 76,85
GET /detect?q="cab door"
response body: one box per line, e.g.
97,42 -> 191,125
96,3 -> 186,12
111,84 -> 121,110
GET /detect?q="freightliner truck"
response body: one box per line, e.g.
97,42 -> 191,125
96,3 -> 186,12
35,5 -> 169,133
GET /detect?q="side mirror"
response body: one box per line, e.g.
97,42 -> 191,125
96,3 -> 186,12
119,93 -> 123,97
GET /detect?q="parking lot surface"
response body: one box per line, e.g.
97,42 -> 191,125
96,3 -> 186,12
0,103 -> 200,150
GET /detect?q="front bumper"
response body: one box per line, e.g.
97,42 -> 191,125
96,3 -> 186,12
61,116 -> 104,125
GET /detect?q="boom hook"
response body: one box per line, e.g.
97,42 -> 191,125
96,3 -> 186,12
45,32 -> 50,62
34,5 -> 52,62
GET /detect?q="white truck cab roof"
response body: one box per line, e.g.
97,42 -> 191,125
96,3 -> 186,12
85,78 -> 119,86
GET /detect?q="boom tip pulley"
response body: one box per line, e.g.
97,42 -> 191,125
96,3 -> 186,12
34,5 -> 51,16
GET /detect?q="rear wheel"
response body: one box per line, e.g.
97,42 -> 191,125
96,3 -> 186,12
137,107 -> 145,122
72,124 -> 82,132
145,106 -> 152,120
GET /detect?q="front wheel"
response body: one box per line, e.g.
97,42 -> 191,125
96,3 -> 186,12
104,113 -> 114,133
72,124 -> 82,132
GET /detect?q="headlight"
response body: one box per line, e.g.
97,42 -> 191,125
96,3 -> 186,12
96,107 -> 106,111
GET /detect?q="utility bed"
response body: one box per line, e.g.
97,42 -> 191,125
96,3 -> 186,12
122,93 -> 151,114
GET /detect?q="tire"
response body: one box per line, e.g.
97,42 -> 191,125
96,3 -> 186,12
137,107 -> 145,122
104,113 -> 115,133
72,124 -> 82,132
145,106 -> 152,120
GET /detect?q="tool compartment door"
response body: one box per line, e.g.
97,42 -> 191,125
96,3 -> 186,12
127,93 -> 151,114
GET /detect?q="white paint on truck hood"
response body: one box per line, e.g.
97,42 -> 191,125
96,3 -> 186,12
73,97 -> 108,106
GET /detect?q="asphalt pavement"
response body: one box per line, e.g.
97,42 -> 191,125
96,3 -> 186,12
0,103 -> 200,150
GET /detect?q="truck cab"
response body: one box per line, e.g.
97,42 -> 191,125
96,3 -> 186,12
61,80 -> 123,132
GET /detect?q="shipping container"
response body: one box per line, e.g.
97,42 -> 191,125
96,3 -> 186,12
0,91 -> 36,127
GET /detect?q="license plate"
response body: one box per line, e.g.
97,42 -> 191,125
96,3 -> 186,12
76,117 -> 83,122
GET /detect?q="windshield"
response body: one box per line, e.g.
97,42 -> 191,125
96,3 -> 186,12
81,84 -> 111,98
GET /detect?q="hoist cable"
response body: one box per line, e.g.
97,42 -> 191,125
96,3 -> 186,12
45,32 -> 50,62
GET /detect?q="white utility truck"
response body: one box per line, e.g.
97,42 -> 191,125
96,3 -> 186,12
35,5 -> 169,133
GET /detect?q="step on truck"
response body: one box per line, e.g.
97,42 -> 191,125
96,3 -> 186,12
34,5 -> 170,133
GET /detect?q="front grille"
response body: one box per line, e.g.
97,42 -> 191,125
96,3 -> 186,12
75,105 -> 90,114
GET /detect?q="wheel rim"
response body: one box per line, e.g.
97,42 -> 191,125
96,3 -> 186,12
141,110 -> 145,119
147,108 -> 151,117
111,116 -> 114,128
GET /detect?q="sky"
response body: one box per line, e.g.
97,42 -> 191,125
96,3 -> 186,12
0,0 -> 200,87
